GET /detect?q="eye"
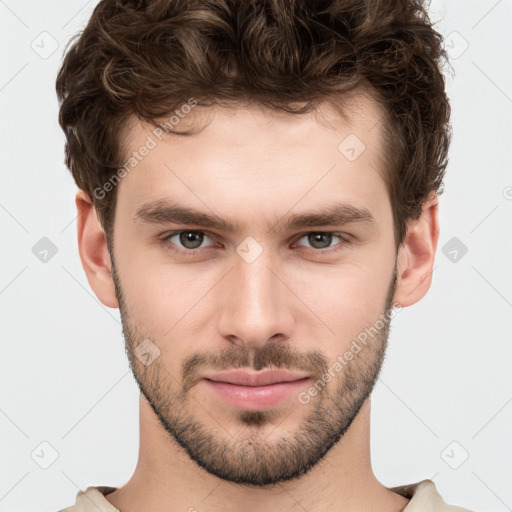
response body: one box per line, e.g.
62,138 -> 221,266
293,232 -> 348,251
162,230 -> 215,252
161,230 -> 350,256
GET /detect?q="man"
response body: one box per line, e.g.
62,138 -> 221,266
56,0 -> 473,510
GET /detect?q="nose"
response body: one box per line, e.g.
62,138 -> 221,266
216,249 -> 295,350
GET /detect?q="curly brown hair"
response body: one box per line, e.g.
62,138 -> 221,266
56,0 -> 451,249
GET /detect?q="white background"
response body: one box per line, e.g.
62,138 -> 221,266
1,1 -> 511,511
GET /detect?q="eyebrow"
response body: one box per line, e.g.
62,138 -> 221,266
134,199 -> 375,234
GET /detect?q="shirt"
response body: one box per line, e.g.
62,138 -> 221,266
58,479 -> 474,511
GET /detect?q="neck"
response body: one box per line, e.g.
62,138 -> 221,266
105,395 -> 409,512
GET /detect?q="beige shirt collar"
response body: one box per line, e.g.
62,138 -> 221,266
60,479 -> 473,512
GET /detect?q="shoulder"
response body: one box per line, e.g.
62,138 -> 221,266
389,479 -> 475,512
57,486 -> 119,512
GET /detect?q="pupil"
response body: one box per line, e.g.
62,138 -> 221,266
309,232 -> 331,249
180,231 -> 203,249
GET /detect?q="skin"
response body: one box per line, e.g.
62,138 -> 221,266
76,92 -> 439,512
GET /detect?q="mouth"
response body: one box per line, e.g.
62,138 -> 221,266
203,369 -> 311,386
202,369 -> 311,410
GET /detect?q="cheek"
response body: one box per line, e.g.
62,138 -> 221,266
116,254 -> 220,345
126,270 -> 190,328
286,260 -> 391,345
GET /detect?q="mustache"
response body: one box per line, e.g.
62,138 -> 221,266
181,343 -> 328,393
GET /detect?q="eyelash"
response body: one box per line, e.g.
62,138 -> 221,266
160,230 -> 351,257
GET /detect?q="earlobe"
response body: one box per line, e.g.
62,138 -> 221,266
393,194 -> 440,308
76,190 -> 119,309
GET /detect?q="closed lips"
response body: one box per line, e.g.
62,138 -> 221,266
203,370 -> 310,387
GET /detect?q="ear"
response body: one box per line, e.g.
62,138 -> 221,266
393,193 -> 440,308
75,190 -> 119,308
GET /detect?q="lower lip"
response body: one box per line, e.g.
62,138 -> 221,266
203,378 -> 311,410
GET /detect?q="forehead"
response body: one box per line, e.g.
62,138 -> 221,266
115,93 -> 389,232
121,91 -> 384,157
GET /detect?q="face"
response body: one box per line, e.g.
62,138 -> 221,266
109,94 -> 399,486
